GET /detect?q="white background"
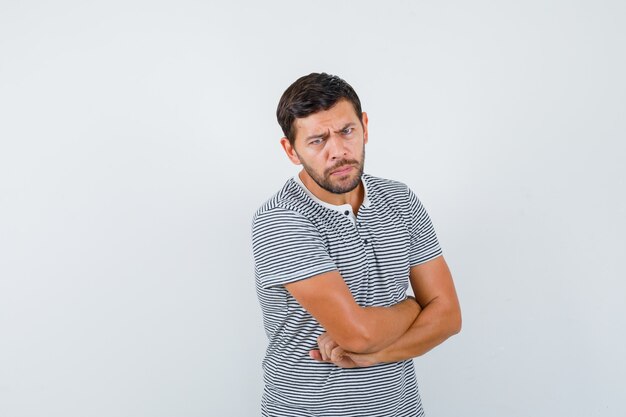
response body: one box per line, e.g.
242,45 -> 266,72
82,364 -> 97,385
1,1 -> 624,416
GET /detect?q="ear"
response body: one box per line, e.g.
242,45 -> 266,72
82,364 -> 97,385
361,112 -> 369,144
280,137 -> 302,165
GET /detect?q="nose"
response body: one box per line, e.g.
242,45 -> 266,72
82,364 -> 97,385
326,134 -> 348,160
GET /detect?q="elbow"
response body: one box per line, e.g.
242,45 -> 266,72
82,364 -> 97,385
436,301 -> 462,339
449,307 -> 462,336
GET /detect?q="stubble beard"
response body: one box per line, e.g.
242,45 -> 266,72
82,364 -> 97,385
299,149 -> 365,195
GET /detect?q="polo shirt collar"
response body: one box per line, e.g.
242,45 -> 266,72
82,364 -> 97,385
293,173 -> 371,215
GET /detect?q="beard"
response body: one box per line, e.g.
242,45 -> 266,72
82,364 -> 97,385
298,148 -> 365,195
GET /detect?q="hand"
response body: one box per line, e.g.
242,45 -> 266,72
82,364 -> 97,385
310,332 -> 379,368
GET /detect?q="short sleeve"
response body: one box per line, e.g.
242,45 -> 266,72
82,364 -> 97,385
252,208 -> 337,289
407,187 -> 443,266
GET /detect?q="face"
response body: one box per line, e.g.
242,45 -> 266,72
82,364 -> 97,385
281,99 -> 369,194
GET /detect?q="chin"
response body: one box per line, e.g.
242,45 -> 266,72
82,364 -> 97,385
328,175 -> 361,194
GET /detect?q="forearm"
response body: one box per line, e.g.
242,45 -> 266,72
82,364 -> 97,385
312,257 -> 461,368
367,297 -> 461,362
346,297 -> 420,353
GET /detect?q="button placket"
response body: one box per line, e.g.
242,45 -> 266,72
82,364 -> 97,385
355,215 -> 370,246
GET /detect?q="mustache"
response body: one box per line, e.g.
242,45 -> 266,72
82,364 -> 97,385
325,159 -> 359,176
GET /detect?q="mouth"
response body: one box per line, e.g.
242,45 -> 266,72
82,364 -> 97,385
330,165 -> 354,176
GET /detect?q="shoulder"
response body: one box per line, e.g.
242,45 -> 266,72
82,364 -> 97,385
252,178 -> 318,231
363,173 -> 412,204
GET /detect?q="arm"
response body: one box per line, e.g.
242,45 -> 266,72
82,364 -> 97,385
285,270 -> 420,354
367,255 -> 461,362
312,188 -> 460,365
313,255 -> 461,366
253,208 -> 419,353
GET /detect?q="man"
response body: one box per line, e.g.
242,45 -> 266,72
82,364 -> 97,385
251,72 -> 461,417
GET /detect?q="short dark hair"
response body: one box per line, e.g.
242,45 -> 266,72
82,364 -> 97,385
276,72 -> 363,144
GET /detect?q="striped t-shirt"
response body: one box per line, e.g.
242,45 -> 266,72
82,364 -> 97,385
251,173 -> 442,417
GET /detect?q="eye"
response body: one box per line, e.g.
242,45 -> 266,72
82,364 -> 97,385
342,127 -> 353,135
309,138 -> 323,145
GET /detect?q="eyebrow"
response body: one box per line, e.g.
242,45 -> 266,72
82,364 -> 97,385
305,131 -> 327,141
335,122 -> 356,133
305,123 -> 356,141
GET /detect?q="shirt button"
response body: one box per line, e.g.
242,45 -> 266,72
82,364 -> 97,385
344,210 -> 350,215
363,239 -> 369,245
357,222 -> 362,227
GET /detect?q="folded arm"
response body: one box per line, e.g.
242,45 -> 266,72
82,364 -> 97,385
285,270 -> 420,354
313,255 -> 461,366
369,255 -> 461,362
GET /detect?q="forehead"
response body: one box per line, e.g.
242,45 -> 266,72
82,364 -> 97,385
293,99 -> 360,137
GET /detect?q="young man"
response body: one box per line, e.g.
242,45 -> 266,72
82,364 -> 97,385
251,73 -> 461,417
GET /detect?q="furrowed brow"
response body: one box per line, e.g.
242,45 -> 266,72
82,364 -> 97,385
305,130 -> 329,141
334,123 -> 356,133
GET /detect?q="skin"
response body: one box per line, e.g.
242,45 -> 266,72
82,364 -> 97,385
280,99 -> 461,364
311,256 -> 461,367
280,99 -> 369,214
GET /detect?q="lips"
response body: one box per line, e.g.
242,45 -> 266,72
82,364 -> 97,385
331,165 -> 354,176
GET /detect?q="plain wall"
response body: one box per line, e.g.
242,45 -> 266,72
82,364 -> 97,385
1,1 -> 624,416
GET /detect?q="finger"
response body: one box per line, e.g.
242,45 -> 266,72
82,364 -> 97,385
310,349 -> 334,364
309,349 -> 324,361
330,346 -> 345,363
320,339 -> 338,362
317,333 -> 332,361
316,334 -> 326,360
